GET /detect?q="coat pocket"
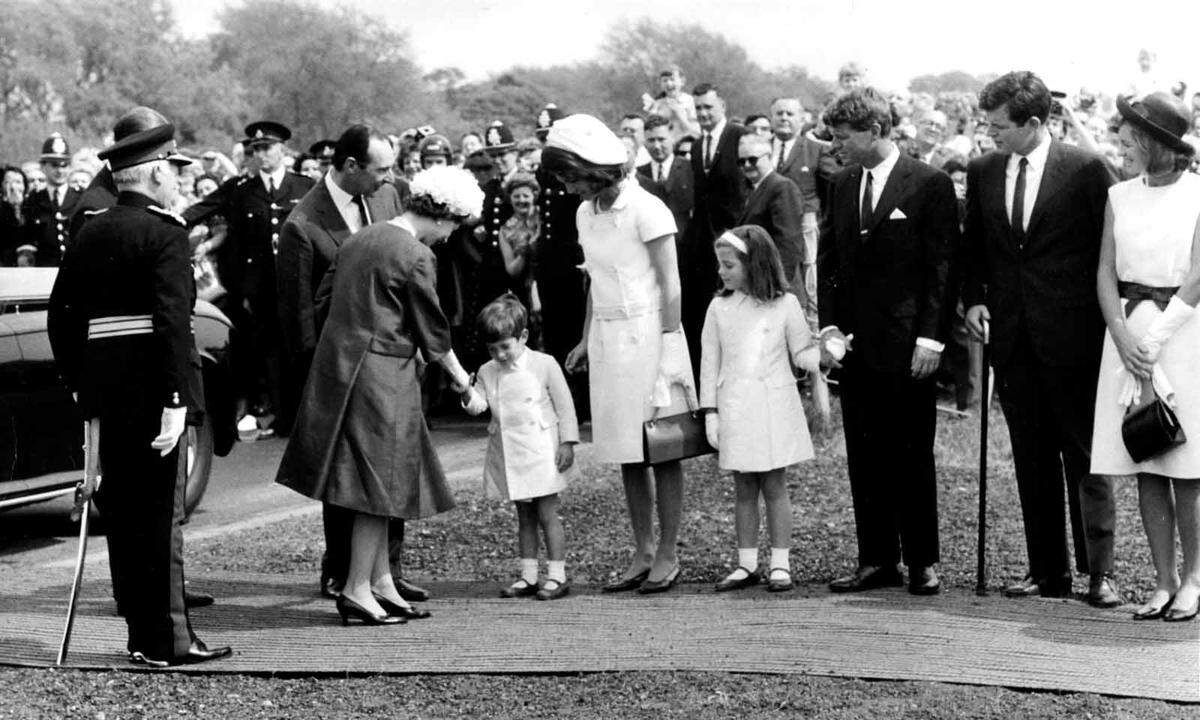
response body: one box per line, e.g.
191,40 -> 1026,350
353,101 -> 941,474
368,337 -> 416,357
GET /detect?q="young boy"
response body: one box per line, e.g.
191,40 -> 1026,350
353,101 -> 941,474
463,295 -> 579,600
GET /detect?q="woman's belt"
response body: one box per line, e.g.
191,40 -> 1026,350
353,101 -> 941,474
1118,282 -> 1179,318
591,302 -> 661,321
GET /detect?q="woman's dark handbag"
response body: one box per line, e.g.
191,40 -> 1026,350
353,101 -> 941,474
642,393 -> 715,465
1122,392 -> 1187,463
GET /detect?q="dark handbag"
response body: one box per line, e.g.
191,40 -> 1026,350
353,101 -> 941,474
1122,391 -> 1187,463
642,393 -> 715,465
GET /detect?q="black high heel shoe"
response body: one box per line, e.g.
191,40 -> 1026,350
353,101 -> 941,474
336,595 -> 405,626
373,592 -> 432,620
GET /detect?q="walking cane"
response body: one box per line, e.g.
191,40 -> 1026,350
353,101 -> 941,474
975,320 -> 989,597
56,419 -> 100,666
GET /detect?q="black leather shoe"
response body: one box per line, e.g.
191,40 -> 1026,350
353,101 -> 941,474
765,568 -> 794,593
500,579 -> 539,598
908,566 -> 941,596
173,640 -> 233,666
336,595 -> 405,625
184,590 -> 214,608
373,593 -> 432,620
1004,575 -> 1072,598
536,579 -> 571,601
602,569 -> 650,593
828,565 -> 903,593
320,576 -> 343,600
1087,573 -> 1122,608
715,567 -> 761,592
394,577 -> 430,603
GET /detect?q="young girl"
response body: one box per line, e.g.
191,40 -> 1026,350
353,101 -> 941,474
700,225 -> 820,592
463,294 -> 579,600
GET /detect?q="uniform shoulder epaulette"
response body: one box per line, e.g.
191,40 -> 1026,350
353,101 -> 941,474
148,205 -> 187,227
83,208 -> 109,217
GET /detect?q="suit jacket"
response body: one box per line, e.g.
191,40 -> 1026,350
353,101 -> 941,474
737,171 -> 804,286
277,179 -> 404,356
818,153 -> 959,373
960,141 -> 1114,368
23,186 -> 82,266
683,122 -> 746,290
776,133 -> 838,216
636,157 -> 694,241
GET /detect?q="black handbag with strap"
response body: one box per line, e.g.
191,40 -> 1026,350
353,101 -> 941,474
1122,391 -> 1187,463
642,391 -> 715,465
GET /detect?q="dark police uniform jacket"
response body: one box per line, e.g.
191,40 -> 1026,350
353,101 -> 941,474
48,191 -> 202,421
184,171 -> 314,303
23,185 -> 81,266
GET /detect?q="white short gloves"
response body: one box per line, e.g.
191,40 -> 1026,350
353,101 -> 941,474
651,329 -> 694,407
151,407 -> 188,456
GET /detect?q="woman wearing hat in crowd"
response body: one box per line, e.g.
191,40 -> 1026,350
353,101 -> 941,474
545,114 -> 696,594
497,171 -> 541,322
276,166 -> 483,625
0,166 -> 26,266
1092,92 -> 1200,623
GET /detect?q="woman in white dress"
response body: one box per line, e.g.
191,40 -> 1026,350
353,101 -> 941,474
543,114 -> 696,594
1093,93 -> 1200,623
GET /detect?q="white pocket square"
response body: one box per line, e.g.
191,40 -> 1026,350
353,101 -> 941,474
888,208 -> 907,220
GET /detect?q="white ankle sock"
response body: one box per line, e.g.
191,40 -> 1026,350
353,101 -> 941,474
770,547 -> 790,571
738,548 -> 758,571
547,560 -> 566,583
520,558 -> 538,584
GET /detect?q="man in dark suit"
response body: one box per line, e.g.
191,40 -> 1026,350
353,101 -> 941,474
962,71 -> 1119,607
770,97 -> 839,329
48,122 -> 230,667
635,114 -> 693,239
681,83 -> 745,376
735,130 -> 804,291
274,124 -> 426,602
185,121 -> 315,436
818,88 -> 958,596
22,133 -> 82,266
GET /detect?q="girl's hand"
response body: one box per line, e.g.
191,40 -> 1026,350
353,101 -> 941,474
555,443 -> 575,473
1113,326 -> 1153,381
565,343 -> 587,374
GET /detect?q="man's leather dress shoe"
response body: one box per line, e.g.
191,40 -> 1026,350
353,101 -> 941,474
184,590 -> 214,608
1003,575 -> 1072,598
908,566 -> 941,595
394,577 -> 429,603
1087,573 -> 1122,608
828,565 -> 903,593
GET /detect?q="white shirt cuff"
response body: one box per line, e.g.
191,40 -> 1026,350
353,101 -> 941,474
916,337 -> 945,353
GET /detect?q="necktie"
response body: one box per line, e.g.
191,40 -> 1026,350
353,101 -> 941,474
352,195 -> 370,228
776,140 -> 787,171
267,176 -> 276,198
653,162 -> 661,183
860,170 -> 874,233
703,133 -> 713,172
1011,157 -> 1028,244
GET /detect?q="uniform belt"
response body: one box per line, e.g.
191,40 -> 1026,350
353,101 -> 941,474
87,314 -> 154,340
1118,282 -> 1179,318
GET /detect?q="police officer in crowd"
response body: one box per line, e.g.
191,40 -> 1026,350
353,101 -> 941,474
185,121 -> 315,436
47,122 -> 231,667
309,139 -> 337,175
21,133 -> 81,266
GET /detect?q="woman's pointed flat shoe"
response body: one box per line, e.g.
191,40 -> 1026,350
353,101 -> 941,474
638,566 -> 680,594
1132,593 -> 1174,621
1163,600 -> 1199,623
602,569 -> 650,593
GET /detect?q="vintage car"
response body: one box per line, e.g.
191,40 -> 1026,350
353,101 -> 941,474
0,267 -> 237,519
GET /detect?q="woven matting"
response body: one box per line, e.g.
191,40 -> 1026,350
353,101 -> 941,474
1,572 -> 1196,702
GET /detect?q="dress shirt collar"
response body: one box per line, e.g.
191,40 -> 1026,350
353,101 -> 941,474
324,171 -> 356,213
259,166 -> 287,193
1009,131 -> 1051,173
863,143 -> 901,178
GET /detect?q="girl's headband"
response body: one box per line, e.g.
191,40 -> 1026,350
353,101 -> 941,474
716,230 -> 748,254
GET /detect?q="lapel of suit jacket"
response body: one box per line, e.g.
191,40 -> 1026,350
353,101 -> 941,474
1025,141 -> 1065,238
779,135 -> 804,174
984,152 -> 1011,233
840,166 -> 863,250
313,181 -> 352,246
868,155 -> 915,232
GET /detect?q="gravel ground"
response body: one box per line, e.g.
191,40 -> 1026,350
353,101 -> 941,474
3,400 -> 1188,718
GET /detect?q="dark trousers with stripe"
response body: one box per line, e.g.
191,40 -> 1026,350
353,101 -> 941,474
94,406 -> 194,659
839,356 -> 941,569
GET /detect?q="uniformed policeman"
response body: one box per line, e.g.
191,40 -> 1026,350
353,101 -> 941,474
21,133 -> 81,266
308,139 -> 337,174
184,120 -> 315,435
47,122 -> 232,667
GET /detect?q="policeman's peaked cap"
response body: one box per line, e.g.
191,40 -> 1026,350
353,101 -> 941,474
244,120 -> 292,147
99,124 -> 193,171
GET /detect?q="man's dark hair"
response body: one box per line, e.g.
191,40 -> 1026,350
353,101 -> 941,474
332,124 -> 387,171
822,87 -> 894,137
622,113 -> 645,124
644,115 -> 671,133
744,113 -> 768,126
978,71 -> 1052,126
692,83 -> 720,98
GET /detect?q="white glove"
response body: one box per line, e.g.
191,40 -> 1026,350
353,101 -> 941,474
151,407 -> 188,456
705,412 -> 719,449
462,386 -> 488,415
651,330 -> 694,407
1116,364 -> 1178,409
1141,296 -> 1195,362
824,333 -> 851,361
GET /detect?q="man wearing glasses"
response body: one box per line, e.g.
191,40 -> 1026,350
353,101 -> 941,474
735,131 -> 805,293
22,133 -> 82,266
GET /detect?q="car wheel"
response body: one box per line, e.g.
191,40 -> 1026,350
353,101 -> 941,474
182,414 -> 214,521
